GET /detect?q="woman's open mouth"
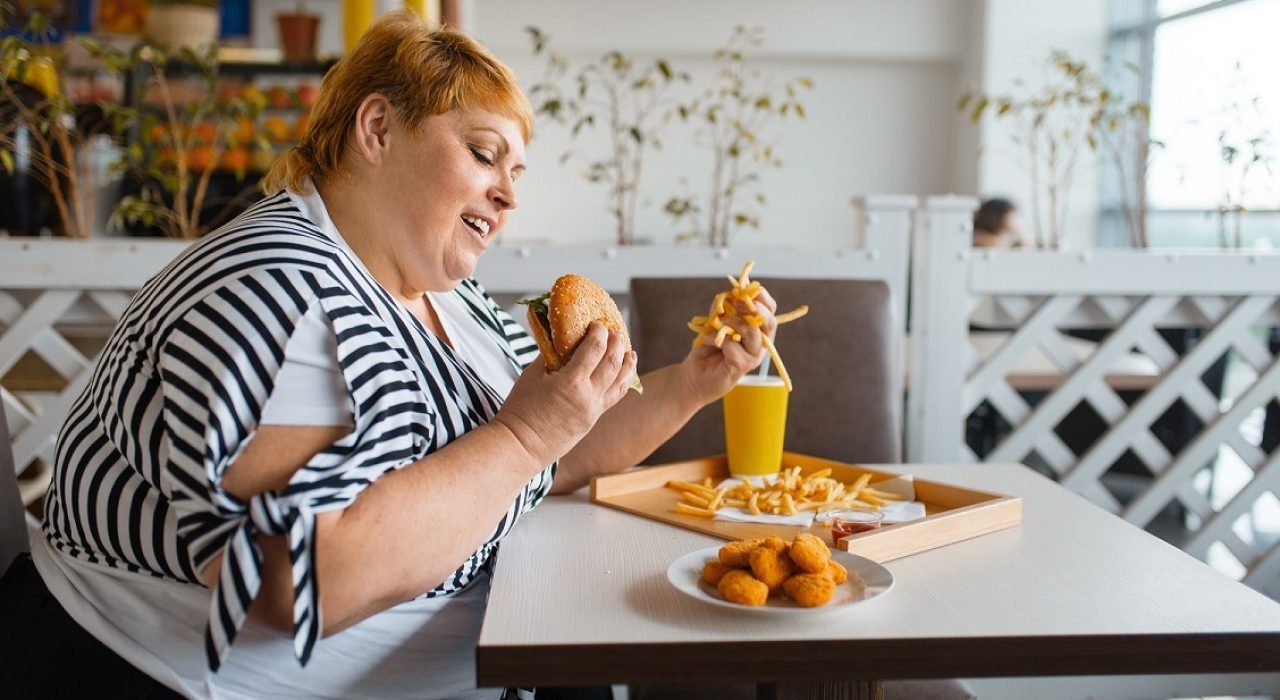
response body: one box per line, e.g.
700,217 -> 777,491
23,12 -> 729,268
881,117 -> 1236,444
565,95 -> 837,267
461,214 -> 491,241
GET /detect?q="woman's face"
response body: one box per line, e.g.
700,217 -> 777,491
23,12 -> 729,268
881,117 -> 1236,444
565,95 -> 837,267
381,107 -> 525,293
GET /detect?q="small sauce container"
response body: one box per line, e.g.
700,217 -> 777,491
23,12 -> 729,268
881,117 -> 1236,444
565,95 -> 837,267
830,509 -> 885,542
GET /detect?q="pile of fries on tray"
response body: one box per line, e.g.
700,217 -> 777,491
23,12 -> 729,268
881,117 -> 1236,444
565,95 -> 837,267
667,466 -> 903,518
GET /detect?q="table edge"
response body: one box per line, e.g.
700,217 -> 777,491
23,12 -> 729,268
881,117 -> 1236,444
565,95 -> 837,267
476,632 -> 1280,686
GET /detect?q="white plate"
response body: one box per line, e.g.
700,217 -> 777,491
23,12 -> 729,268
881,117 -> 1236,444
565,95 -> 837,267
666,545 -> 894,615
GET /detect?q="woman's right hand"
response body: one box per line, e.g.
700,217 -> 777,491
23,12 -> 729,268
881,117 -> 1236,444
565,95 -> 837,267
494,322 -> 638,467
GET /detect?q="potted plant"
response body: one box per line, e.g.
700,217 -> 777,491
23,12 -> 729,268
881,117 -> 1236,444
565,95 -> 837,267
960,50 -> 1156,249
146,0 -> 220,52
662,26 -> 811,248
276,1 -> 320,63
85,39 -> 267,238
526,26 -> 689,246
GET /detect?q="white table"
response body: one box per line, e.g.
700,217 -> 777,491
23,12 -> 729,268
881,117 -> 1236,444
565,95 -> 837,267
476,463 -> 1280,695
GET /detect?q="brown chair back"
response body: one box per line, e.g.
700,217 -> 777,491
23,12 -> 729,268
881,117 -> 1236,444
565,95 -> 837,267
630,277 -> 901,466
0,400 -> 29,571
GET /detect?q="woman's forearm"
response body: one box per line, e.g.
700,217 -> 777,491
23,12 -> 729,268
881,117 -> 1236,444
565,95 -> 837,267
551,363 -> 707,494
220,420 -> 548,635
314,419 -> 546,632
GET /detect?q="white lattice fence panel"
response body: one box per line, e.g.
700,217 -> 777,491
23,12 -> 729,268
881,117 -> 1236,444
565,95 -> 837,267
0,289 -> 136,505
908,199 -> 1280,599
963,292 -> 1280,597
1,238 -> 188,509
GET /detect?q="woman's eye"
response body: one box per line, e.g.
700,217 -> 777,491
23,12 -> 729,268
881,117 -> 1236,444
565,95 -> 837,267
470,146 -> 494,166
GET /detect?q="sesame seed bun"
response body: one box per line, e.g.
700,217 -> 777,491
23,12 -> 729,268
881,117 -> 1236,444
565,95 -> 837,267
527,274 -> 631,371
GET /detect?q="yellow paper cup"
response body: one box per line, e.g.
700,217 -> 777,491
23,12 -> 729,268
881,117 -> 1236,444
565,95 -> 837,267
722,375 -> 788,476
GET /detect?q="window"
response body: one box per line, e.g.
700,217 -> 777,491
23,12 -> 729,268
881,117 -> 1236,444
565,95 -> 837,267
1102,0 -> 1279,248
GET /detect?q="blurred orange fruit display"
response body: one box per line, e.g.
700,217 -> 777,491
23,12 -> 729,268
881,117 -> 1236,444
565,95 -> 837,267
220,147 -> 250,172
262,116 -> 291,142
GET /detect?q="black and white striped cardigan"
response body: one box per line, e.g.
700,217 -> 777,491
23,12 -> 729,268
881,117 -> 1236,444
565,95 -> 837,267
42,191 -> 554,672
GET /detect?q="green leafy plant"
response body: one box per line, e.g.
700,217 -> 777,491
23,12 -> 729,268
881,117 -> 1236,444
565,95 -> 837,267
961,50 -> 1156,249
84,39 -> 267,238
663,26 -> 811,248
526,26 -> 689,245
0,7 -> 96,237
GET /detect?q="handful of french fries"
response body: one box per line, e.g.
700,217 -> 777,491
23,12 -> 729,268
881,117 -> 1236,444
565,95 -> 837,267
667,466 -> 903,518
686,261 -> 809,391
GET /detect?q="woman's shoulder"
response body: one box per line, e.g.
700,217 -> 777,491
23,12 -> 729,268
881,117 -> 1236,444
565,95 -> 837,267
118,194 -> 363,342
159,194 -> 348,289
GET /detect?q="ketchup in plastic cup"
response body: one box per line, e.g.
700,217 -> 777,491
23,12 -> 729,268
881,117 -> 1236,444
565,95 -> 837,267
830,509 -> 885,542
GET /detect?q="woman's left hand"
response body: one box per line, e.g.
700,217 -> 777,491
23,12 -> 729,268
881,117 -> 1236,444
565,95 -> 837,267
677,286 -> 779,407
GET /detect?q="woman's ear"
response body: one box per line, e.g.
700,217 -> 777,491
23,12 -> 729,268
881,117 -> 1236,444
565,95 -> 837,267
352,93 -> 393,166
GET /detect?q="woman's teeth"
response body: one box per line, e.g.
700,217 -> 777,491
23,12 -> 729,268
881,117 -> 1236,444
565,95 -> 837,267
462,215 -> 490,237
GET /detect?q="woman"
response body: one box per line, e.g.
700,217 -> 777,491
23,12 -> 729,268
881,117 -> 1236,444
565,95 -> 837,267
32,11 -> 777,699
972,197 -> 1027,249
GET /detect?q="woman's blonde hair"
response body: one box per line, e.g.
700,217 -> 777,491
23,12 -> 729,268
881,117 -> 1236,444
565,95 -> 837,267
263,10 -> 533,194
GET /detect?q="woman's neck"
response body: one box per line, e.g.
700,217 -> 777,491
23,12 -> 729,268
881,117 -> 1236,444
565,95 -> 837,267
312,177 -> 452,346
315,176 -> 416,304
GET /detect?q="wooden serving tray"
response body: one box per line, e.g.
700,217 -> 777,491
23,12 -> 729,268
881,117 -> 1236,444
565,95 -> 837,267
589,452 -> 1022,562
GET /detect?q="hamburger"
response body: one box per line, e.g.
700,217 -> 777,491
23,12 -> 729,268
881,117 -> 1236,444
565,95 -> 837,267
519,274 -> 643,393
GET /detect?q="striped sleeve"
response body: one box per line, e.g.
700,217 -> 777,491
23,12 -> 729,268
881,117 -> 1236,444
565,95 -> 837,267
154,267 -> 362,672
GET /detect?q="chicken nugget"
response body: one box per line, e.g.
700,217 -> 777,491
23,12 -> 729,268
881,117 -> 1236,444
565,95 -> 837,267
782,572 -> 836,607
826,559 -> 849,585
702,560 -> 738,586
717,569 -> 769,606
718,538 -> 763,567
748,546 -> 795,594
788,533 -> 831,573
761,535 -> 787,552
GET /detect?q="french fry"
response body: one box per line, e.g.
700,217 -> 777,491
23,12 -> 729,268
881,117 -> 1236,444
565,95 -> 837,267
847,473 -> 872,500
667,480 -> 717,499
761,335 -> 793,391
803,468 -> 832,483
684,260 -> 808,392
862,487 -> 905,501
715,326 -> 732,347
774,305 -> 809,325
666,464 -> 897,518
681,491 -> 711,508
675,503 -> 716,518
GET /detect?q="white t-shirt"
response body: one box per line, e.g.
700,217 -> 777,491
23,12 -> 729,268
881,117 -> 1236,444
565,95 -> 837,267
32,183 -> 522,700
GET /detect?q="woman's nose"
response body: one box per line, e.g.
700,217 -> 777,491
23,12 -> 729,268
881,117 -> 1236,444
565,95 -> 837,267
490,178 -> 517,211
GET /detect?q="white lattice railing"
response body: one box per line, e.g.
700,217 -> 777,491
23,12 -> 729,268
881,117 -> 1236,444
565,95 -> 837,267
907,197 -> 1280,599
1,240 -> 188,511
1,199 -> 914,510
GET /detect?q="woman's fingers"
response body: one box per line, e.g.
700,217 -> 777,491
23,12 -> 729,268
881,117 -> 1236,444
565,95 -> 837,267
565,322 -> 609,374
608,350 -> 639,400
590,328 -> 628,386
719,335 -> 759,372
723,314 -> 763,361
755,287 -> 779,314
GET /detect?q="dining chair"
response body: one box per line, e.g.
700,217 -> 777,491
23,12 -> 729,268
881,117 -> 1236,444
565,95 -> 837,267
629,277 -> 902,466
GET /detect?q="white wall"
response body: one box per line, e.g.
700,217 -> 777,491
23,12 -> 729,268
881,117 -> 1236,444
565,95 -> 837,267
974,0 -> 1109,249
472,0 -> 972,248
276,0 -> 1111,249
